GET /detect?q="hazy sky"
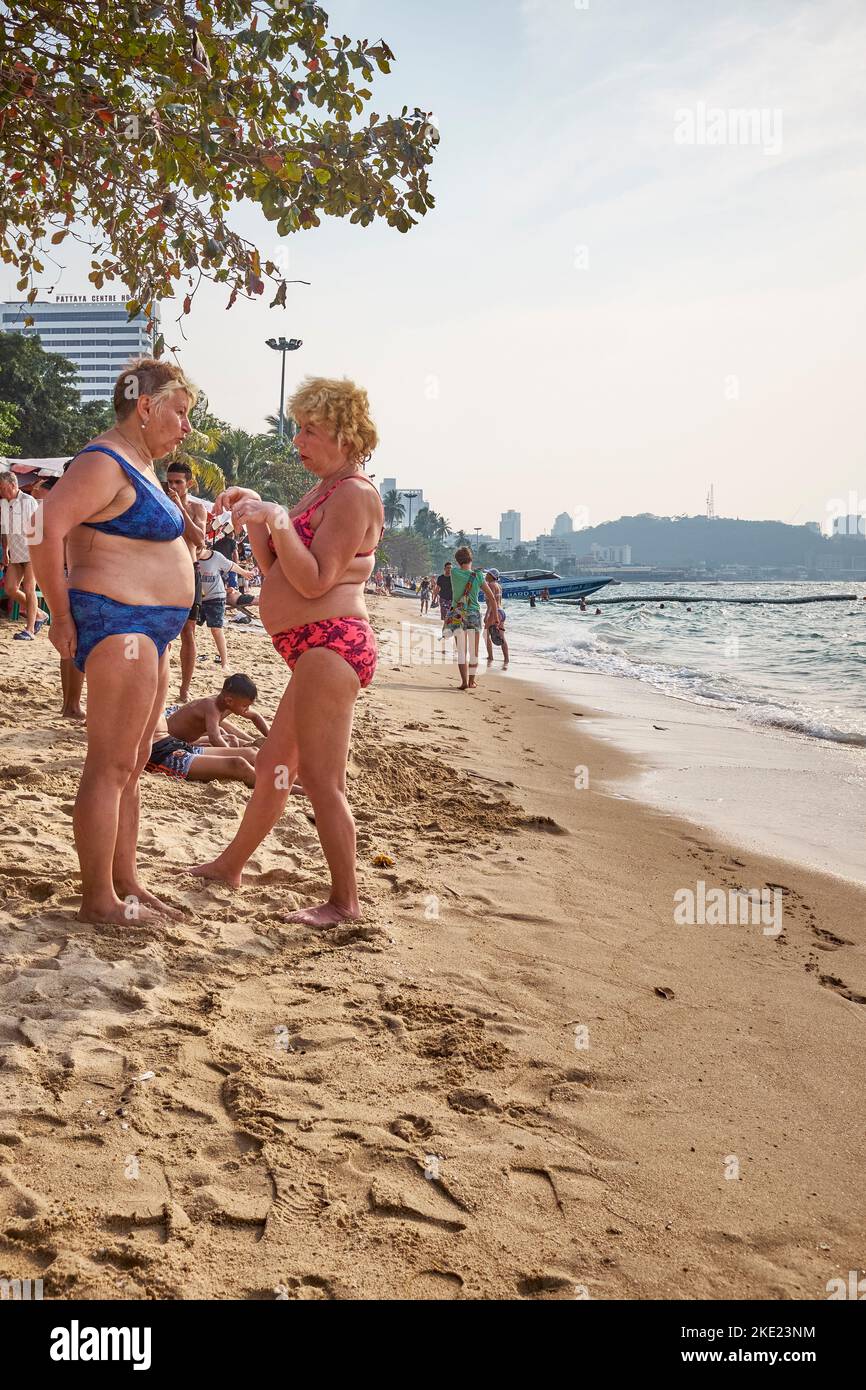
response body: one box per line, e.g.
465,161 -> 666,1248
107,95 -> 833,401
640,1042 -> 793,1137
5,0 -> 866,538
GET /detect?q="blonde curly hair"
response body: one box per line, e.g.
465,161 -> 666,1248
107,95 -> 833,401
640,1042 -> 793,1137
288,376 -> 378,465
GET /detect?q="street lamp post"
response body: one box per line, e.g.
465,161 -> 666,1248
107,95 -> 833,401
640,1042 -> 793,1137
474,526 -> 481,547
265,337 -> 303,441
403,490 -> 420,530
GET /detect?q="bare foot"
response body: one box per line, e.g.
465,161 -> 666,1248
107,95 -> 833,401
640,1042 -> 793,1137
115,884 -> 185,920
189,858 -> 244,887
285,901 -> 360,927
77,897 -> 168,926
468,677 -> 478,689
178,690 -> 190,704
61,707 -> 86,720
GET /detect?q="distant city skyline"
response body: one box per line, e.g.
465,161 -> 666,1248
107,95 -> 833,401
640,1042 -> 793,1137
377,474 -> 832,544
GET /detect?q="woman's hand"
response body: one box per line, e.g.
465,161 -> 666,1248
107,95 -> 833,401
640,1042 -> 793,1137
49,612 -> 77,661
231,497 -> 285,530
212,486 -> 261,514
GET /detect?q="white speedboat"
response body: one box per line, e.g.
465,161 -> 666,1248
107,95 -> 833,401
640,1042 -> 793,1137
498,569 -> 612,600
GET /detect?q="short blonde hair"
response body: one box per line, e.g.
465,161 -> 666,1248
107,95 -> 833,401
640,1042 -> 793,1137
288,376 -> 378,465
113,357 -> 197,421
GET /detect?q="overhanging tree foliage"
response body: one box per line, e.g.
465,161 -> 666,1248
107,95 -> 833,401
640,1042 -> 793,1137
0,1 -> 438,347
0,332 -> 112,455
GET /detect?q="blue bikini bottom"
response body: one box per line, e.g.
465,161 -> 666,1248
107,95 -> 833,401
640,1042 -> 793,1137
68,589 -> 188,672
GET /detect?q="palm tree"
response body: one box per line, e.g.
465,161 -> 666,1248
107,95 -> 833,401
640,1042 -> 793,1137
382,488 -> 405,530
432,512 -> 450,542
165,420 -> 225,499
413,506 -> 435,538
212,427 -> 265,490
265,412 -> 299,444
455,529 -> 469,548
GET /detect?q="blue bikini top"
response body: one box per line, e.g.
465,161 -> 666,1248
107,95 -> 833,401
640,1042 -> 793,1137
76,444 -> 185,542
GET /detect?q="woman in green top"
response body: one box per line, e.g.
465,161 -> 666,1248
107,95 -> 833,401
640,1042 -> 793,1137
446,545 -> 499,689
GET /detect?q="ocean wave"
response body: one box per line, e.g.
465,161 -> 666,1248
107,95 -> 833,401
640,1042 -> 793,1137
534,629 -> 866,747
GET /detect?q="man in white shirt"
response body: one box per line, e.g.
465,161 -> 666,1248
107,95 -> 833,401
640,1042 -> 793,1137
0,470 -> 42,640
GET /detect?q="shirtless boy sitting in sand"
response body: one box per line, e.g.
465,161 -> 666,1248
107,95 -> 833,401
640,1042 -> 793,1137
166,673 -> 268,748
145,712 -> 258,788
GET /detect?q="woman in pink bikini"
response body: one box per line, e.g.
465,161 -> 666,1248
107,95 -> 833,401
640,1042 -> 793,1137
192,378 -> 383,926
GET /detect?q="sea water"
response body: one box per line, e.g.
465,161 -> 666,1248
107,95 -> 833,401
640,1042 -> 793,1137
503,582 -> 866,746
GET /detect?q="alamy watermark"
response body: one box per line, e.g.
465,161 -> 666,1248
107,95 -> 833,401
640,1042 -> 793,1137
674,881 -> 782,937
674,104 -> 783,155
0,495 -> 43,546
1,1277 -> 43,1300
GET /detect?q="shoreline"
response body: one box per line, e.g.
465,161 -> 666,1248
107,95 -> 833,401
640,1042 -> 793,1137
385,596 -> 866,885
510,663 -> 866,886
0,605 -> 864,1298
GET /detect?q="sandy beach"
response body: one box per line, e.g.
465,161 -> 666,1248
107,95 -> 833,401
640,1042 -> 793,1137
0,594 -> 864,1300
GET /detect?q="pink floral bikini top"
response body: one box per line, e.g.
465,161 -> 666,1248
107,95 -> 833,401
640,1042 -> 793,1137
267,474 -> 384,557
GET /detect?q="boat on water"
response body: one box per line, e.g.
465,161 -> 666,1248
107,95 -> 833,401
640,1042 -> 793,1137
497,569 -> 612,601
388,570 -> 612,601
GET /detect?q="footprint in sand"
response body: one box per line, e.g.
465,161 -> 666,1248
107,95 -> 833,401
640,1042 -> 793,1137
819,974 -> 866,1005
517,1273 -> 574,1299
407,1269 -> 464,1299
389,1114 -> 435,1141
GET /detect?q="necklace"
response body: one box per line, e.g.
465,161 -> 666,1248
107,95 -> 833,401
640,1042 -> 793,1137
110,425 -> 154,474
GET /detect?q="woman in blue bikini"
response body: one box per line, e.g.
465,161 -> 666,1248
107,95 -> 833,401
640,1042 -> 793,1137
30,358 -> 202,924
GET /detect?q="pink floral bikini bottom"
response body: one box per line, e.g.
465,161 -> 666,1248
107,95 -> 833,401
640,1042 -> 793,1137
271,616 -> 378,688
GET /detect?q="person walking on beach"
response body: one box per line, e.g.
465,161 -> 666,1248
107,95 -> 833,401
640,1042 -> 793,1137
29,358 -> 198,924
419,575 -> 431,615
0,470 -> 43,641
434,561 -> 453,621
192,376 -> 384,927
445,546 -> 498,690
484,568 -> 509,668
165,460 -> 208,702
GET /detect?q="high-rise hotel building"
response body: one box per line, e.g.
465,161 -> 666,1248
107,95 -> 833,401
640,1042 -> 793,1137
0,294 -> 156,404
499,509 -> 521,551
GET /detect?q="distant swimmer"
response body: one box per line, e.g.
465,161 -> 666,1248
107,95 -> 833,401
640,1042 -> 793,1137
595,607 -> 601,615
529,593 -> 536,608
